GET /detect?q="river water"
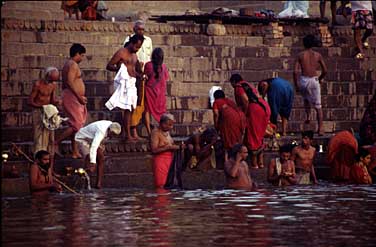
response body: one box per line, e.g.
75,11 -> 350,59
2,183 -> 376,247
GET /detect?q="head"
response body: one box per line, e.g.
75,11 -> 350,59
228,144 -> 248,161
301,131 -> 314,147
45,67 -> 59,83
159,113 -> 175,132
125,34 -> 144,53
133,20 -> 145,36
201,127 -> 218,144
109,122 -> 122,137
70,43 -> 86,63
151,47 -> 164,66
213,89 -> 225,100
279,144 -> 292,162
356,148 -> 372,166
229,73 -> 243,88
35,150 -> 51,170
303,34 -> 317,49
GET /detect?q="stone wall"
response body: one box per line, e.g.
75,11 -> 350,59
1,2 -> 376,148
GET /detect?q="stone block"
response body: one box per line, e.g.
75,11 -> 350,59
243,58 -> 283,70
20,31 -> 37,43
245,36 -> 263,47
181,35 -> 211,46
1,31 -> 21,42
267,47 -> 291,58
212,36 -> 246,46
206,24 -> 226,36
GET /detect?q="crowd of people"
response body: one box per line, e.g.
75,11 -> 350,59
28,1 -> 376,194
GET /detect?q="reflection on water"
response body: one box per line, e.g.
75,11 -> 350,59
2,183 -> 376,247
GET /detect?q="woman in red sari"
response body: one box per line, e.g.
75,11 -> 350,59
350,148 -> 373,184
150,113 -> 180,188
212,90 -> 246,160
230,74 -> 271,169
144,48 -> 169,136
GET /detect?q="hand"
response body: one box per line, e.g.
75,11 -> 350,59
170,144 -> 180,151
319,78 -> 324,84
56,184 -> 63,192
80,96 -> 88,105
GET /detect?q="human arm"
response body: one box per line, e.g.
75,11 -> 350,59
66,63 -> 87,104
28,82 -> 42,108
89,131 -> 106,164
267,159 -> 280,183
310,164 -> 318,184
106,49 -> 123,72
318,54 -> 327,83
213,108 -> 220,131
239,92 -> 249,113
284,162 -> 297,185
50,83 -> 61,106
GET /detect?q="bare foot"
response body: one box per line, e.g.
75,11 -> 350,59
251,165 -> 259,169
85,164 -> 96,174
258,164 -> 264,169
282,132 -> 287,136
125,136 -> 137,142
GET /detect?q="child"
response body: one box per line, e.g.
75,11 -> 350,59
268,144 -> 297,186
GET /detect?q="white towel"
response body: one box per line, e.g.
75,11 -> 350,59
209,86 -> 222,108
105,63 -> 138,111
42,104 -> 68,130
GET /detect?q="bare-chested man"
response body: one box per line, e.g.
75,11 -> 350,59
55,43 -> 87,158
294,34 -> 327,136
268,144 -> 297,186
291,131 -> 318,185
30,150 -> 62,196
224,144 -> 254,190
29,67 -> 60,156
106,34 -> 144,141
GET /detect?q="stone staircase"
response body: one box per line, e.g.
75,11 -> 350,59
1,1 -> 375,193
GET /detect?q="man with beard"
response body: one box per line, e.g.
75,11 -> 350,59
29,150 -> 62,195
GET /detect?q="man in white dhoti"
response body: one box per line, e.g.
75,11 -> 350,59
106,34 -> 144,141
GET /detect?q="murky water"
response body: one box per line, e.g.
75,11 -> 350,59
2,183 -> 376,247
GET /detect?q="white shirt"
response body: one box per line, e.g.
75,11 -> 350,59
351,1 -> 373,11
75,120 -> 113,163
123,35 -> 153,67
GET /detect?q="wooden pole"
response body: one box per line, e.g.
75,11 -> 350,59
11,143 -> 79,194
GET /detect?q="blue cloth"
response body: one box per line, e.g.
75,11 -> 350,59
267,77 -> 294,124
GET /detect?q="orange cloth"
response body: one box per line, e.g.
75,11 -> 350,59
326,131 -> 358,181
152,151 -> 173,188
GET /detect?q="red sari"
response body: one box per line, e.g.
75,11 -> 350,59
326,131 -> 358,181
349,163 -> 372,184
213,98 -> 246,150
144,62 -> 169,123
234,81 -> 271,151
152,151 -> 173,188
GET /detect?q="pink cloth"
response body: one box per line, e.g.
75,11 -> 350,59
144,62 -> 169,123
62,89 -> 87,132
152,151 -> 173,188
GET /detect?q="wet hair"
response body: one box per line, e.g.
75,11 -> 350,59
45,67 -> 58,80
279,144 -> 292,153
228,143 -> 244,160
201,128 -> 218,142
213,90 -> 225,99
355,148 -> 370,162
302,130 -> 314,140
70,43 -> 86,58
303,34 -> 317,49
230,73 -> 243,83
151,48 -> 164,80
129,34 -> 144,44
109,122 -> 122,135
35,150 -> 50,161
160,113 -> 174,124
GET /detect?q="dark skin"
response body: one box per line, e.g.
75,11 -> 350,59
55,52 -> 87,158
294,48 -> 327,135
291,136 -> 318,184
268,151 -> 297,186
225,146 -> 253,190
107,41 -> 143,141
28,70 -> 60,108
30,154 -> 62,195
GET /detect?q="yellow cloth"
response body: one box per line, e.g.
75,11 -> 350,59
131,80 -> 145,126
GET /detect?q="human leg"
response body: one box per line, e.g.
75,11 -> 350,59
96,148 -> 105,189
281,116 -> 288,136
144,111 -> 152,136
320,0 -> 326,18
71,133 -> 82,159
54,127 -> 75,157
330,0 -> 338,25
304,99 -> 311,125
123,110 -> 135,141
258,150 -> 264,168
